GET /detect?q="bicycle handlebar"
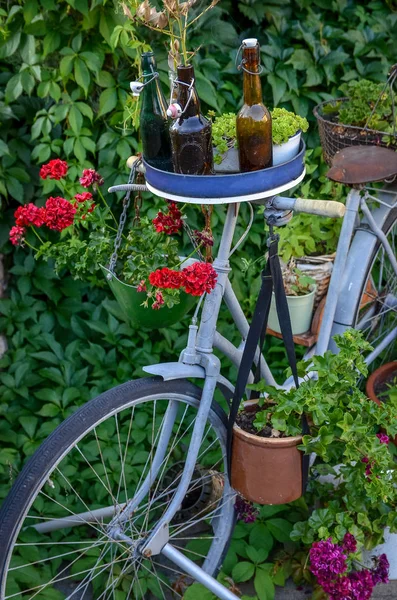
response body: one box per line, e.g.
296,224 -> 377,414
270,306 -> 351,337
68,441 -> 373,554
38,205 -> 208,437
272,196 -> 346,218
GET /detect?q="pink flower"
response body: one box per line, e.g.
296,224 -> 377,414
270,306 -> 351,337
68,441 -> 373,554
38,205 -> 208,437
376,433 -> 389,445
9,225 -> 26,246
152,291 -> 165,310
79,169 -> 104,188
39,159 -> 68,180
342,533 -> 357,555
137,280 -> 147,292
44,197 -> 76,231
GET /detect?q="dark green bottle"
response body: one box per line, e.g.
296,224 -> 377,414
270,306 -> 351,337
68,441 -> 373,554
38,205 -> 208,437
140,52 -> 173,172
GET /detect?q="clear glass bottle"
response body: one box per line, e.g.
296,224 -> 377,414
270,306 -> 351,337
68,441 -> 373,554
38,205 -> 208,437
236,39 -> 272,172
168,65 -> 213,175
140,52 -> 173,172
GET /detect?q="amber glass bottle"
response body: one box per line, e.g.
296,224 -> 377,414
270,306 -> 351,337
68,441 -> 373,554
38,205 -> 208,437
140,52 -> 173,172
236,39 -> 272,172
169,65 -> 213,175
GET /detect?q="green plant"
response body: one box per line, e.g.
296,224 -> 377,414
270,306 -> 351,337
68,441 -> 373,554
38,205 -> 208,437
249,330 -> 397,554
9,159 -> 218,309
271,108 -> 309,146
183,501 -> 308,600
379,377 -> 397,403
210,112 -> 238,164
328,79 -> 395,132
281,261 -> 315,297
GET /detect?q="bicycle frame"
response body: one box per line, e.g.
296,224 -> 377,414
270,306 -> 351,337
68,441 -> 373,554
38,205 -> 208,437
30,185 -> 397,600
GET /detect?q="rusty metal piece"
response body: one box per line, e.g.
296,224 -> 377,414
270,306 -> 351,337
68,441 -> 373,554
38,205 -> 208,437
327,145 -> 397,185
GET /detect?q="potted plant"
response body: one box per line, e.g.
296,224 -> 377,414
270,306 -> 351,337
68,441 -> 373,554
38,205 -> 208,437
314,77 -> 397,165
232,330 -> 397,594
272,108 -> 309,166
210,112 -> 240,173
8,158 -> 217,329
210,108 -> 308,173
366,361 -> 397,406
267,260 -> 316,335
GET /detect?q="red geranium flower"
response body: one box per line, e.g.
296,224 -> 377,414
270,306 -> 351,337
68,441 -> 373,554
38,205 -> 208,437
14,203 -> 45,228
152,202 -> 182,235
44,197 -> 76,231
79,169 -> 104,188
152,291 -> 165,310
9,225 -> 26,246
181,262 -> 217,296
74,192 -> 93,203
39,159 -> 68,180
149,268 -> 183,289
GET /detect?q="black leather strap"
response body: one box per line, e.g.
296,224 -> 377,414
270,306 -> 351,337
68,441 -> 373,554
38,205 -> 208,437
227,232 -> 309,494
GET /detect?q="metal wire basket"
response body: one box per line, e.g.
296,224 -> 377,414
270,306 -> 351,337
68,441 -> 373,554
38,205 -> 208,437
314,65 -> 397,165
314,98 -> 397,166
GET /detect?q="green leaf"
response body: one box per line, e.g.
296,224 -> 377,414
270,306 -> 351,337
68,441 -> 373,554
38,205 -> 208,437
43,32 -> 61,57
37,404 -> 60,417
195,72 -> 220,111
267,74 -> 286,107
98,87 -> 118,117
0,32 -> 21,59
74,58 -> 90,96
249,523 -> 274,554
232,561 -> 255,583
69,105 -> 83,135
5,74 -> 23,103
265,518 -> 293,542
20,416 -> 38,438
254,567 -> 275,600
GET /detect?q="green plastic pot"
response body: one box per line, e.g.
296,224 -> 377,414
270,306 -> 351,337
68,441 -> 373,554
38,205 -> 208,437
101,265 -> 196,330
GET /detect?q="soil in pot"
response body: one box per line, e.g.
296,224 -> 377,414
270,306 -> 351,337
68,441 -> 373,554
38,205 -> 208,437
235,404 -> 281,438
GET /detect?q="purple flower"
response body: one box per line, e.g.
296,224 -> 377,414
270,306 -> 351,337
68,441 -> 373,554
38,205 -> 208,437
325,575 -> 353,600
376,432 -> 390,445
342,533 -> 358,555
361,456 -> 373,478
310,538 -> 347,580
234,496 -> 258,523
371,553 -> 389,584
348,569 -> 374,600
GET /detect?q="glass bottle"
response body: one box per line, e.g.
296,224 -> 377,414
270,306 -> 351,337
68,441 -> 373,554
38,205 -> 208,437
168,65 -> 213,175
140,52 -> 173,172
236,39 -> 272,172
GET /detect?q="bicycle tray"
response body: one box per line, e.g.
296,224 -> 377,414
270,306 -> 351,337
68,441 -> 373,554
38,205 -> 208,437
144,141 -> 306,205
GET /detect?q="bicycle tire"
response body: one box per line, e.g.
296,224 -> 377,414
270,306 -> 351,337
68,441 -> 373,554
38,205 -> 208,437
332,201 -> 397,358
0,377 -> 235,599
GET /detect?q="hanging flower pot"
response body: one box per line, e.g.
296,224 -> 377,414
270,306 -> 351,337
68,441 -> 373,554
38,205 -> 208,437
231,403 -> 303,505
101,265 -> 196,330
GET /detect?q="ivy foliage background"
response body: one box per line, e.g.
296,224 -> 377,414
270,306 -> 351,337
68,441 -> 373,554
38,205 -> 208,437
0,0 -> 396,595
1,0 -> 396,488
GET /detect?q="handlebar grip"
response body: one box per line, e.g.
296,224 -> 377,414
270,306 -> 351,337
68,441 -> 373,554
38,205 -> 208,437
294,198 -> 346,218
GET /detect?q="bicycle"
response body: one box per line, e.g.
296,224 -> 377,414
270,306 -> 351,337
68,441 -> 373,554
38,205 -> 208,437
0,144 -> 396,600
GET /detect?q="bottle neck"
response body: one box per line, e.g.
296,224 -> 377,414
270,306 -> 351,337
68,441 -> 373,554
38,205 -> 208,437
141,54 -> 167,115
176,65 -> 200,118
242,47 -> 263,106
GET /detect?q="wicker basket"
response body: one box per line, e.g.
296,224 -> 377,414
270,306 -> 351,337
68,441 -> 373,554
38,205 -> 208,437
296,254 -> 335,310
313,99 -> 397,166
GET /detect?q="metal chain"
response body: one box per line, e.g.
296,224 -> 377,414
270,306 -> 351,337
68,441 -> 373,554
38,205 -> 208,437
182,219 -> 205,262
108,158 -> 142,276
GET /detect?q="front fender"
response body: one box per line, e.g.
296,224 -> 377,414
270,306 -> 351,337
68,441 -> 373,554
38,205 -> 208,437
142,362 -> 234,399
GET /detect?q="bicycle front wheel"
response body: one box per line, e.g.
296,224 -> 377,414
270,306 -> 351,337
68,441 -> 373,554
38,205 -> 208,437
0,377 -> 235,600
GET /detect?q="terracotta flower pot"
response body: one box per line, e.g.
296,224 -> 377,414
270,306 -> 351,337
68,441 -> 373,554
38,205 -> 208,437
366,362 -> 397,445
231,424 -> 303,505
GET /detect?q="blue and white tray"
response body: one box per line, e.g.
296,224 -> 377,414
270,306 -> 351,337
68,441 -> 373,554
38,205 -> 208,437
144,141 -> 306,205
